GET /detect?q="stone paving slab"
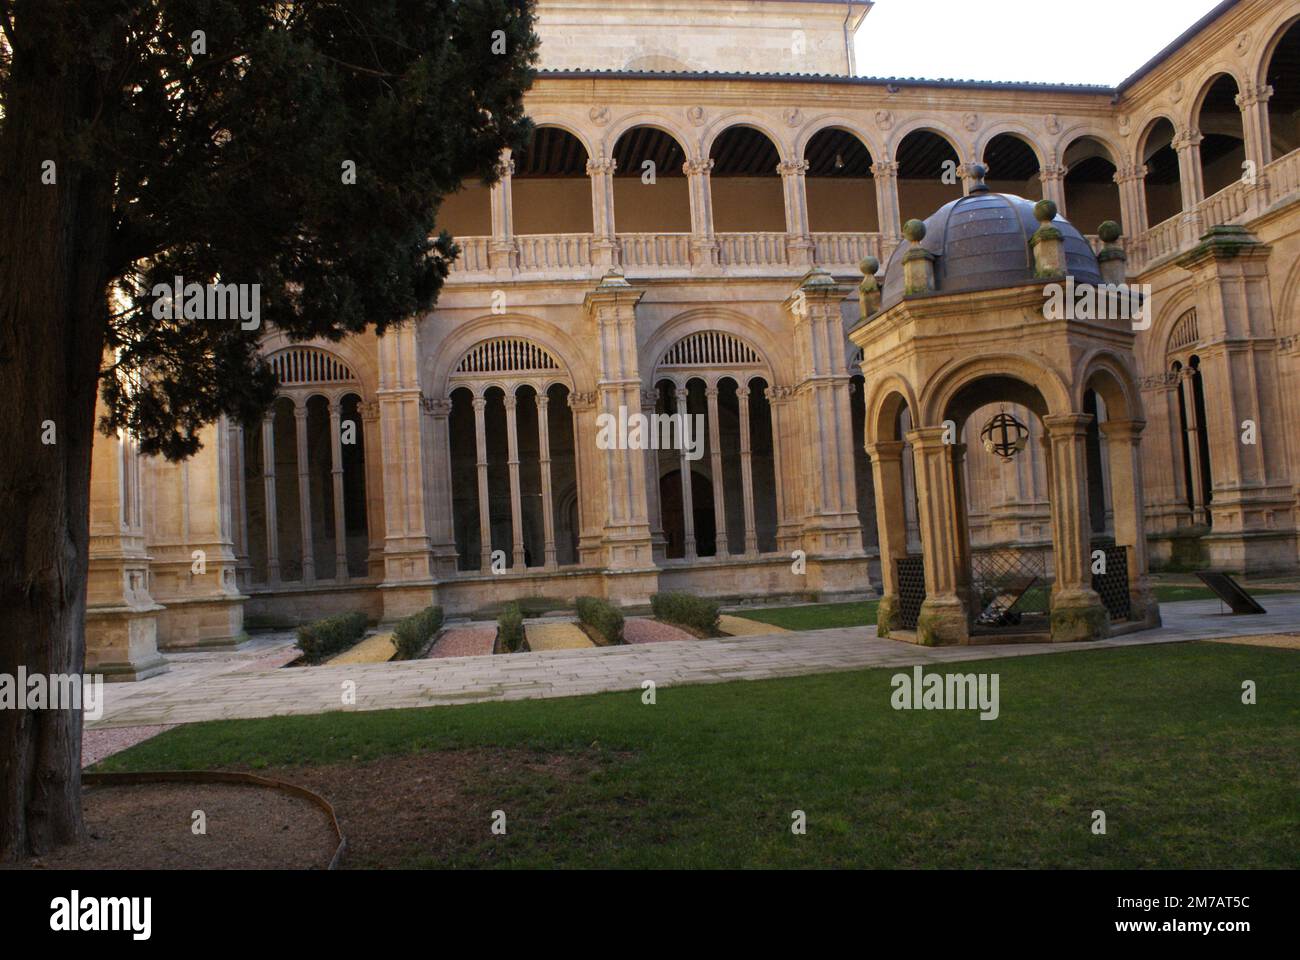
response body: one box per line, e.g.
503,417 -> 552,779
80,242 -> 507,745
83,597 -> 1300,730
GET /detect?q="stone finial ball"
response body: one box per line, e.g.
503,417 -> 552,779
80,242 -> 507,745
902,219 -> 926,242
1033,199 -> 1058,223
1098,220 -> 1122,242
968,162 -> 988,181
859,255 -> 880,276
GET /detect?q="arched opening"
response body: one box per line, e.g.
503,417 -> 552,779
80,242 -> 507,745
896,129 -> 962,222
944,376 -> 1056,637
1166,310 -> 1213,527
271,396 -> 302,582
982,133 -> 1042,200
709,125 -> 785,232
1197,74 -> 1248,197
446,337 -> 579,572
436,172 -> 492,239
338,393 -> 368,577
1265,19 -> 1300,160
653,330 -> 778,559
611,126 -> 690,232
803,127 -> 878,231
1139,118 -> 1182,227
1062,136 -> 1123,232
511,126 -> 593,234
305,395 -> 335,579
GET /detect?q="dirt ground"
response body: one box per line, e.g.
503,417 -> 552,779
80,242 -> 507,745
258,748 -> 612,868
8,781 -> 339,870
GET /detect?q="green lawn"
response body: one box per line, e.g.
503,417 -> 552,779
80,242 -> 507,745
731,588 -> 1297,632
733,600 -> 879,630
98,642 -> 1299,868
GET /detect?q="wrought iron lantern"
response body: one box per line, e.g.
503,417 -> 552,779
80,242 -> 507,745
980,410 -> 1029,462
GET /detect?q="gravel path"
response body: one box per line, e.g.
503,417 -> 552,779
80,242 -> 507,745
624,618 -> 697,644
427,625 -> 496,659
83,724 -> 177,768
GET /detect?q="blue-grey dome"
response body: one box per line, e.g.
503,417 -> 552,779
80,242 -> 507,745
879,186 -> 1103,312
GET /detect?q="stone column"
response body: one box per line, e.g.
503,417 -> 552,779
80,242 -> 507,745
1101,419 -> 1159,627
1113,162 -> 1149,240
537,394 -> 558,569
684,158 -> 720,269
779,159 -> 814,267
871,161 -> 901,241
908,427 -> 968,645
865,440 -> 908,637
360,400 -> 386,579
587,157 -> 620,269
641,388 -> 667,561
293,403 -> 316,584
472,395 -> 492,570
1178,366 -> 1210,525
422,397 -> 459,577
504,394 -> 525,568
261,413 -> 280,584
229,421 -> 252,589
705,385 -> 728,555
1236,81 -> 1274,205
568,391 -> 605,565
328,399 -> 349,581
1175,227 -> 1296,571
86,414 -> 167,681
1043,413 -> 1108,641
1038,162 -> 1068,213
1172,126 -> 1205,238
676,386 -> 698,562
766,384 -> 800,551
489,153 -> 518,276
737,385 -> 759,556
584,269 -> 655,581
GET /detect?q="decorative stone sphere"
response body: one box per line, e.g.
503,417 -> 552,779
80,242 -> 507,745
967,162 -> 988,182
859,255 -> 880,276
902,219 -> 926,242
1033,199 -> 1058,223
1097,220 -> 1122,243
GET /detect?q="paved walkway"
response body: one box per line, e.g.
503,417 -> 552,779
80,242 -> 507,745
86,597 -> 1300,730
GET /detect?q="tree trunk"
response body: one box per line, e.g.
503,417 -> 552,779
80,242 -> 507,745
0,5 -> 116,861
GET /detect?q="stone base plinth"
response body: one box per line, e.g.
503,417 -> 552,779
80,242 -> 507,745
156,594 -> 247,651
916,595 -> 969,645
1049,589 -> 1109,642
85,603 -> 169,682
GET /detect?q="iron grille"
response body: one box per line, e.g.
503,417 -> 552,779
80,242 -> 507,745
971,547 -> 1050,628
1091,543 -> 1131,622
896,556 -> 926,630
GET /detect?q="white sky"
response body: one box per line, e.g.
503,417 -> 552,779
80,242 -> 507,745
853,0 -> 1227,85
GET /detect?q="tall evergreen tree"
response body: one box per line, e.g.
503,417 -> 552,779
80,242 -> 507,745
0,0 -> 537,860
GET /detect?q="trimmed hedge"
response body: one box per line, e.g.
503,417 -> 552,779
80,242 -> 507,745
650,592 -> 720,634
392,605 -> 444,660
497,602 -> 525,653
575,596 -> 625,646
296,611 -> 368,664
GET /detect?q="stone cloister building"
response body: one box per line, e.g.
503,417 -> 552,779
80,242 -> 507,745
86,0 -> 1300,675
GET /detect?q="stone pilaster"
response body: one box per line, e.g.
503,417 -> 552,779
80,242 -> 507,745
583,270 -> 656,586
1172,126 -> 1205,237
86,411 -> 167,681
1175,226 -> 1296,571
1112,162 -> 1149,238
144,417 -> 247,650
908,427 -> 969,645
376,325 -> 435,618
1038,162 -> 1068,213
1100,419 -> 1160,627
783,268 -> 869,594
